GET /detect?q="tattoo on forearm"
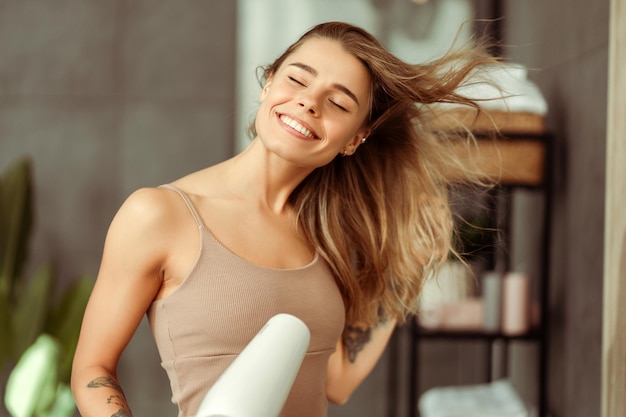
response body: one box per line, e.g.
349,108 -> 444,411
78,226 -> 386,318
87,376 -> 132,417
343,325 -> 372,363
87,376 -> 124,392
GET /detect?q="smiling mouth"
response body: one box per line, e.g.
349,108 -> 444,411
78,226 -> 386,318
279,114 -> 318,140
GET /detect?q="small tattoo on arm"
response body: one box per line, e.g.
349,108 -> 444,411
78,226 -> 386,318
87,376 -> 132,417
107,395 -> 126,408
87,376 -> 124,392
343,325 -> 372,363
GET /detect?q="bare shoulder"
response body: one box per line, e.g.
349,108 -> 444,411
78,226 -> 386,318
97,186 -> 197,282
105,186 -> 193,249
118,186 -> 188,221
115,163 -> 228,234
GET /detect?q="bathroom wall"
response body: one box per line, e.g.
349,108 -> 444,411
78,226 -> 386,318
503,1 -> 610,416
0,1 -> 236,416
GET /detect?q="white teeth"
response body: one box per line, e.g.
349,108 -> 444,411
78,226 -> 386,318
280,115 -> 316,139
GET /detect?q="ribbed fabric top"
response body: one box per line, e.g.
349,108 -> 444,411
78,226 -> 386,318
147,184 -> 345,417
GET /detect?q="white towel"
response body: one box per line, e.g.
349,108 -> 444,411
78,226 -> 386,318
419,379 -> 529,417
436,63 -> 548,115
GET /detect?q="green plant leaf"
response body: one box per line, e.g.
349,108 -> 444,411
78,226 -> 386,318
0,157 -> 33,372
0,157 -> 33,300
38,383 -> 76,417
0,297 -> 11,370
45,274 -> 94,383
11,265 -> 55,362
5,334 -> 60,417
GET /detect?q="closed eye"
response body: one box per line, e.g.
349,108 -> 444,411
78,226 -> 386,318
288,76 -> 306,86
330,100 -> 348,112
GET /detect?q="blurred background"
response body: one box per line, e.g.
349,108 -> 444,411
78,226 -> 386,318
0,1 -> 620,417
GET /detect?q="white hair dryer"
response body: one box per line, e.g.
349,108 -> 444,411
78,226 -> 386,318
196,314 -> 311,417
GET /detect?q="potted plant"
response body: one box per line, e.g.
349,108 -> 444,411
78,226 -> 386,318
0,157 -> 93,417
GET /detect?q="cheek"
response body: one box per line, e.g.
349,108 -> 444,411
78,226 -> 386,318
326,121 -> 362,145
256,99 -> 276,126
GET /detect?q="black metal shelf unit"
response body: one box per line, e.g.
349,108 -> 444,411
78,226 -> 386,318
405,130 -> 553,417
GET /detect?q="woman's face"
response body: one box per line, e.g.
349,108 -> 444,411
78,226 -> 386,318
255,37 -> 371,170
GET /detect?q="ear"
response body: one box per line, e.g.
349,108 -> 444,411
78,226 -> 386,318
259,76 -> 273,100
342,128 -> 371,156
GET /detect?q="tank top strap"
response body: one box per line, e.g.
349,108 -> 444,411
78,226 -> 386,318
159,184 -> 205,228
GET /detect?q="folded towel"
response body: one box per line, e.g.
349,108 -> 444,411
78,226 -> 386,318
437,63 -> 548,116
419,379 -> 529,417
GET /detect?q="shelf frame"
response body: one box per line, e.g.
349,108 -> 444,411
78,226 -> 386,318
403,131 -> 553,417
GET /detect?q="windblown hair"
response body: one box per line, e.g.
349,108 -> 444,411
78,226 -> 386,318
258,21 -> 499,327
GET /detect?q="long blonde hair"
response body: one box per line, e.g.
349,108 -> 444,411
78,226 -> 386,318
259,22 -> 498,327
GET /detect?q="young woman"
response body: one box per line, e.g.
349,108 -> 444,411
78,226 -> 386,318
71,21 -> 497,417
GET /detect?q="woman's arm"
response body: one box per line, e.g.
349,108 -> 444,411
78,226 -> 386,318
325,318 -> 397,405
71,188 -> 174,417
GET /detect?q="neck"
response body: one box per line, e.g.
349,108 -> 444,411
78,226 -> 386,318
223,138 -> 314,214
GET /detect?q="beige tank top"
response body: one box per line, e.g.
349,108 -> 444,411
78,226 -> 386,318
147,184 -> 345,417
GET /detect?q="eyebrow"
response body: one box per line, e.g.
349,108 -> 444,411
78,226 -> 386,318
288,62 -> 360,106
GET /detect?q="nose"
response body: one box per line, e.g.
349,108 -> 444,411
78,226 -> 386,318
297,93 -> 319,115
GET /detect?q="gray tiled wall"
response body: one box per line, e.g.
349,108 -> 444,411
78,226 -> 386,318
0,1 -> 236,416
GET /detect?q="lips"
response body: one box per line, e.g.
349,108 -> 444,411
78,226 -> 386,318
278,114 -> 319,140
